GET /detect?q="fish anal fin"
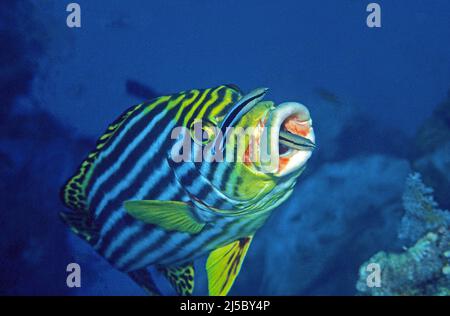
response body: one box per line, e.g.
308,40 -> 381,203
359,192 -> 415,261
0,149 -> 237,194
128,268 -> 162,296
160,262 -> 195,296
124,200 -> 205,234
206,236 -> 253,296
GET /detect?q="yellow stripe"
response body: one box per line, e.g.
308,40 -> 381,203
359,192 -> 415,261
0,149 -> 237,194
143,95 -> 172,114
165,94 -> 187,122
183,88 -> 211,126
63,97 -> 168,210
196,86 -> 224,122
174,90 -> 200,123
209,88 -> 234,118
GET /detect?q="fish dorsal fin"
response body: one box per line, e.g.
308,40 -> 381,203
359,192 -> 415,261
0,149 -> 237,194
206,236 -> 253,296
124,200 -> 205,234
161,262 -> 195,296
61,102 -> 144,211
223,83 -> 243,95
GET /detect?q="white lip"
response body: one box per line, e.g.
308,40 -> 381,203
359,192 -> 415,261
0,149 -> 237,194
259,102 -> 315,175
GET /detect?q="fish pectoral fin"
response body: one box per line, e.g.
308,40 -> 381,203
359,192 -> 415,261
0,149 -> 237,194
206,236 -> 253,296
160,262 -> 195,296
124,200 -> 205,234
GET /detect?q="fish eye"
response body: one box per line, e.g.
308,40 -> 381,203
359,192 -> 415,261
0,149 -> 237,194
189,120 -> 215,145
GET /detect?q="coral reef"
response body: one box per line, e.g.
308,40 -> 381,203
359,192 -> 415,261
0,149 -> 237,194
356,173 -> 450,296
357,231 -> 449,296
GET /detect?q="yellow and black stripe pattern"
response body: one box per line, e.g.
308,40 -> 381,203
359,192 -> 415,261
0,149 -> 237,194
61,102 -> 144,211
59,84 -> 299,296
61,84 -> 241,213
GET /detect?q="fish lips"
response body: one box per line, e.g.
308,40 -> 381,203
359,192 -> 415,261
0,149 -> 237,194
257,102 -> 315,175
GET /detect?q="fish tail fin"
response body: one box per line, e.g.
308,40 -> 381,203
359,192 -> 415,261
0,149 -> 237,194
128,268 -> 162,296
59,211 -> 99,244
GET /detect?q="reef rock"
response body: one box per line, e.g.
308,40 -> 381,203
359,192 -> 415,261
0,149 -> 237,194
413,91 -> 450,209
414,90 -> 450,157
236,154 -> 410,295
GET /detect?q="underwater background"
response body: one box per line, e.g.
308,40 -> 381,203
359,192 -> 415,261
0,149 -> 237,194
1,0 -> 449,295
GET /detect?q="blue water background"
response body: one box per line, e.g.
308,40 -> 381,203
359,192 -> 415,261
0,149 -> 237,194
1,0 -> 449,295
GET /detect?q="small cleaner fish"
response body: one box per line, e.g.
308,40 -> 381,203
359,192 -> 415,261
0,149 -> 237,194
60,84 -> 315,296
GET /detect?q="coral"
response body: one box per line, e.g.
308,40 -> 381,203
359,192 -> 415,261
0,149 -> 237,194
356,173 -> 450,296
399,173 -> 450,243
356,230 -> 449,296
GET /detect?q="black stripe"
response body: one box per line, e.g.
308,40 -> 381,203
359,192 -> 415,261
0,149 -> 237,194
219,90 -> 266,139
121,227 -> 173,271
106,222 -> 155,267
107,187 -> 188,269
119,189 -> 188,269
89,90 -> 194,217
160,217 -> 241,266
88,110 -> 175,221
185,88 -> 213,126
94,91 -> 204,257
95,161 -> 173,254
86,96 -> 174,208
218,163 -> 234,192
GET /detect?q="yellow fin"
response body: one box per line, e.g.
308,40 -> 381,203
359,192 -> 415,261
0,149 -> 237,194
161,262 -> 195,296
124,200 -> 205,234
206,236 -> 253,296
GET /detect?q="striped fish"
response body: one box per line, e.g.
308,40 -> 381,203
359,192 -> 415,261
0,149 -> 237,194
60,84 -> 315,296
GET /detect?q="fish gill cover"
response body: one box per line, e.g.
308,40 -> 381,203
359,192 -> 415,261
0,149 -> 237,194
0,0 -> 449,296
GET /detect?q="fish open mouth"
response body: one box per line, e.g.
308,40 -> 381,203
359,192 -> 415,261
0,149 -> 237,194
279,116 -> 316,155
255,102 -> 316,175
222,88 -> 315,176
